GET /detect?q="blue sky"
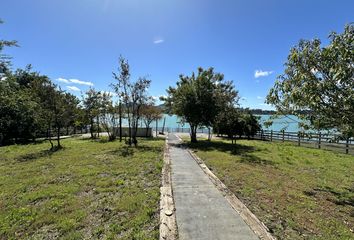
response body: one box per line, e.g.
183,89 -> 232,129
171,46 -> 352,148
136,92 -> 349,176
1,0 -> 353,109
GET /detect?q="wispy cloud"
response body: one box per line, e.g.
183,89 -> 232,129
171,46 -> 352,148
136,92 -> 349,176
257,96 -> 263,100
254,70 -> 273,78
69,78 -> 94,86
56,77 -> 70,83
153,38 -> 164,44
57,77 -> 94,86
67,86 -> 81,92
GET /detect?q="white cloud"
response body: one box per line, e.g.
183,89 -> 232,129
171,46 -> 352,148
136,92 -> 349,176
56,77 -> 94,86
67,86 -> 81,92
153,39 -> 164,44
257,96 -> 263,100
69,78 -> 94,86
254,70 -> 273,78
56,77 -> 70,83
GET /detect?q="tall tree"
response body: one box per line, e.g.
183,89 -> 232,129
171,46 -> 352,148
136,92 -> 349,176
100,92 -> 119,141
266,24 -> 354,137
83,88 -> 101,139
163,67 -> 238,142
62,92 -> 80,135
112,56 -> 130,142
112,56 -> 152,146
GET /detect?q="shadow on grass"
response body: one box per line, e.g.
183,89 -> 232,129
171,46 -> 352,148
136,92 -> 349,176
16,147 -> 63,162
304,186 -> 354,207
182,139 -> 275,166
108,144 -> 161,157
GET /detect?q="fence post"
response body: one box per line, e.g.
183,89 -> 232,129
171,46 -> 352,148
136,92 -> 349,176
282,130 -> 285,142
270,130 -> 273,142
261,129 -> 264,140
346,138 -> 349,154
318,132 -> 321,149
298,131 -> 301,146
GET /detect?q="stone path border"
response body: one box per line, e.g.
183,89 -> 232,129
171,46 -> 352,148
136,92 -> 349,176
174,133 -> 275,240
159,138 -> 178,240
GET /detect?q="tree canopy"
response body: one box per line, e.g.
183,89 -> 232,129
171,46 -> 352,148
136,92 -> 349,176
163,67 -> 239,142
266,24 -> 354,137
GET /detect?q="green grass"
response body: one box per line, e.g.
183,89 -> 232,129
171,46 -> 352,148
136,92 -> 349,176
0,137 -> 164,239
184,137 -> 354,240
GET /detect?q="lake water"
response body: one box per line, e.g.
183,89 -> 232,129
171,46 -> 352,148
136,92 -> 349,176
153,114 -> 303,132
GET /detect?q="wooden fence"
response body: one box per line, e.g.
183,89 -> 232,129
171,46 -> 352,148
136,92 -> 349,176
255,130 -> 354,155
152,127 -> 353,155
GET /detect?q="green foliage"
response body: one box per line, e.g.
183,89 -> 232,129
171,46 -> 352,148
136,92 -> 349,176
266,24 -> 354,137
82,88 -> 101,138
0,66 -> 80,147
213,108 -> 261,140
141,104 -> 163,137
163,67 -> 238,142
112,56 -> 152,146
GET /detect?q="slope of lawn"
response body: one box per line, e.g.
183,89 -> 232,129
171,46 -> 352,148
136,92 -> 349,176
184,137 -> 354,240
0,137 -> 164,239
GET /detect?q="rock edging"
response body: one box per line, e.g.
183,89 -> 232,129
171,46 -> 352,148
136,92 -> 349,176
159,138 -> 178,240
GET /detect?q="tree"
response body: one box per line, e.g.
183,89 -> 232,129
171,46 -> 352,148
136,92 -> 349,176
100,92 -> 119,141
0,76 -> 39,145
83,88 -> 101,138
40,83 -> 67,149
62,92 -> 80,135
112,56 -> 152,146
163,67 -> 238,142
240,110 -> 261,139
266,24 -> 354,137
112,56 -> 130,143
213,107 -> 261,143
141,104 -> 163,137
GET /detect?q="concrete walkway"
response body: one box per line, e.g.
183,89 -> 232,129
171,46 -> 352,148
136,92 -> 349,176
168,133 -> 259,240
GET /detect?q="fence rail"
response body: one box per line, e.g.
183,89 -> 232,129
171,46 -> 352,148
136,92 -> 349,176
152,127 -> 353,155
255,130 -> 354,154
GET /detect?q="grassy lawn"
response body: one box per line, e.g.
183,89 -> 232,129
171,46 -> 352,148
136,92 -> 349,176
184,137 -> 354,240
0,137 -> 164,239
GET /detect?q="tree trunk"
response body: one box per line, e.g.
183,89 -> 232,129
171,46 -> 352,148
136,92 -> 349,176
132,121 -> 138,146
57,126 -> 61,148
90,118 -> 94,138
66,126 -> 69,135
48,127 -> 54,149
162,117 -> 166,134
190,125 -> 197,143
96,116 -> 100,137
119,102 -> 122,142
